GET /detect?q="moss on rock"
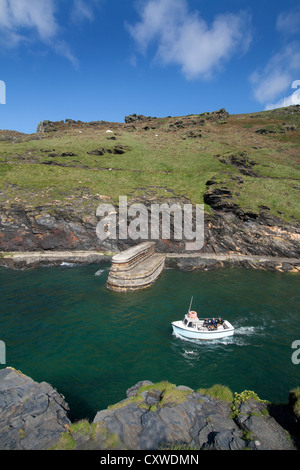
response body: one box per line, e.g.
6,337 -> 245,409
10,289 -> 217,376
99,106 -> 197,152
197,384 -> 233,402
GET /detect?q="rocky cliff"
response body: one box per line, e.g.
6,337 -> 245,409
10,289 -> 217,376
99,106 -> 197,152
0,204 -> 299,270
0,368 -> 71,450
0,107 -> 299,265
0,368 -> 299,451
0,194 -> 299,258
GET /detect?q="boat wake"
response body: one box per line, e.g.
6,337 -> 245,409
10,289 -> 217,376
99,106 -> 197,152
235,326 -> 256,336
183,349 -> 198,356
94,268 -> 107,276
60,262 -> 78,267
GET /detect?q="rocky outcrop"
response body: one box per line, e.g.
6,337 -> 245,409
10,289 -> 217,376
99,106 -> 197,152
0,205 -> 103,252
214,152 -> 260,177
271,104 -> 300,115
36,109 -> 229,133
165,252 -> 300,273
2,371 -> 298,450
124,114 -> 156,124
88,382 -> 299,451
0,200 -> 299,255
0,203 -> 299,267
36,119 -> 113,133
0,368 -> 71,450
197,107 -> 229,122
87,145 -> 129,155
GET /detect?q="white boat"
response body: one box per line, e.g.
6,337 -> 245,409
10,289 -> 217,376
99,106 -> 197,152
171,297 -> 235,340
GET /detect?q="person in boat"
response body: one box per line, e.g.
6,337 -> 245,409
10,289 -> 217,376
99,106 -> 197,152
210,318 -> 218,329
203,318 -> 210,327
217,317 -> 224,325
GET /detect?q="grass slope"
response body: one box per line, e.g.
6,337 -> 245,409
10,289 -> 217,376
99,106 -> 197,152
0,107 -> 299,222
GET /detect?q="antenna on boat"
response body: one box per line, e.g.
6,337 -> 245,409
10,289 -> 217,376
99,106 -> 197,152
188,296 -> 193,314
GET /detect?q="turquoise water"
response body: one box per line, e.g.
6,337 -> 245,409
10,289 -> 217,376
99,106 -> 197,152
0,264 -> 299,420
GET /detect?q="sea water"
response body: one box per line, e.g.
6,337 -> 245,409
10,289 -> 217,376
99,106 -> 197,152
0,264 -> 299,420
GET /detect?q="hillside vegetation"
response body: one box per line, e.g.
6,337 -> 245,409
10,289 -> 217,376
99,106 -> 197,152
0,106 -> 299,223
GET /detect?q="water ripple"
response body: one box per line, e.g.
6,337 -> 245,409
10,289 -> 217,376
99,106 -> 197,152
0,265 -> 299,420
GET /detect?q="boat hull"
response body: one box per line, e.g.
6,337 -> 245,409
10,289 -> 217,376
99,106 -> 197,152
172,320 -> 234,340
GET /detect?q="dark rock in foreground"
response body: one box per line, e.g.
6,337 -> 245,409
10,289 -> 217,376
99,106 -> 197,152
0,368 -> 71,450
1,369 -> 299,450
88,382 -> 299,451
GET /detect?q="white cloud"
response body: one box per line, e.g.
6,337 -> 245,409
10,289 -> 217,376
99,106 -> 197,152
265,95 -> 296,111
250,42 -> 300,108
71,0 -> 102,23
127,0 -> 252,80
53,39 -> 79,68
276,6 -> 300,35
265,80 -> 300,110
0,0 -> 99,65
250,7 -> 300,110
249,46 -> 298,104
0,0 -> 58,44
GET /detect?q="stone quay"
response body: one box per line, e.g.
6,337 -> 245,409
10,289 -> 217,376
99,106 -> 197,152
106,242 -> 166,292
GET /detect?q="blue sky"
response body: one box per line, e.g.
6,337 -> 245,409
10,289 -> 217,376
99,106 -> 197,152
0,0 -> 300,133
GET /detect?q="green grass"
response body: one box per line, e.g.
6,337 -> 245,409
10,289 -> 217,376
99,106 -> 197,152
197,384 -> 234,402
49,380 -> 299,450
0,108 -> 299,222
231,390 -> 269,419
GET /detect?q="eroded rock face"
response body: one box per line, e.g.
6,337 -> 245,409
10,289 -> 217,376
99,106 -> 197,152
124,114 -> 155,124
54,381 -> 299,451
0,205 -> 101,252
0,368 -> 71,450
0,202 -> 299,264
36,119 -> 110,133
1,372 -> 299,450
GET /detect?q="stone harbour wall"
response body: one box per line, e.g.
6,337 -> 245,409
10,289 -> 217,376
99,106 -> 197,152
106,242 -> 166,292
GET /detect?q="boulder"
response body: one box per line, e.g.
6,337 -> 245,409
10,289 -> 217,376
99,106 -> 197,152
203,187 -> 238,212
0,367 -> 71,450
57,381 -> 298,450
235,400 -> 296,450
1,373 -> 299,450
124,114 -> 149,124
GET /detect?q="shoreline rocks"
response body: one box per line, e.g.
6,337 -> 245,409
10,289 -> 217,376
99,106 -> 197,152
0,250 -> 299,274
1,370 -> 299,450
0,368 -> 71,450
0,194 -> 299,277
0,250 -> 112,270
165,252 -> 300,273
0,204 -> 299,262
